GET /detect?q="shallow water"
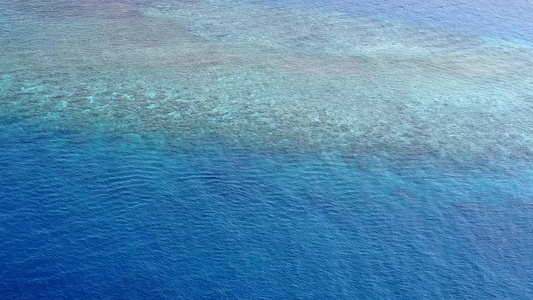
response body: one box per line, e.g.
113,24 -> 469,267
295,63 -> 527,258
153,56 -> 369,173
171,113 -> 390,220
1,0 -> 533,298
263,0 -> 533,43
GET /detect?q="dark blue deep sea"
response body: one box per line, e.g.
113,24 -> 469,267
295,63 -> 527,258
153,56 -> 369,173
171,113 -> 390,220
1,0 -> 533,299
2,121 -> 533,299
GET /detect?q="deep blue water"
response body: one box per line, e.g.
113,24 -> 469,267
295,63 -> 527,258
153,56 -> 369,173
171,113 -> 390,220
2,122 -> 533,299
2,0 -> 533,299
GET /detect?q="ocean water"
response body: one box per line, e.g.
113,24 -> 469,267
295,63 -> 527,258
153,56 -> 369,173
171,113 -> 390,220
263,0 -> 533,43
1,0 -> 533,298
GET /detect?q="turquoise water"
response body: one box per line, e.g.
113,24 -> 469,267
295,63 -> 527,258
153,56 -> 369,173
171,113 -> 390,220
264,0 -> 533,43
1,0 -> 533,298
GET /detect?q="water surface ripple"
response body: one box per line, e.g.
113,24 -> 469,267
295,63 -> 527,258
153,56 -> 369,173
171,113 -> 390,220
1,0 -> 533,298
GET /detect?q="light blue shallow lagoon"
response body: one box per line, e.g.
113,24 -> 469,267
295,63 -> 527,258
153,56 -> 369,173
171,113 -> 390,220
1,0 -> 533,298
